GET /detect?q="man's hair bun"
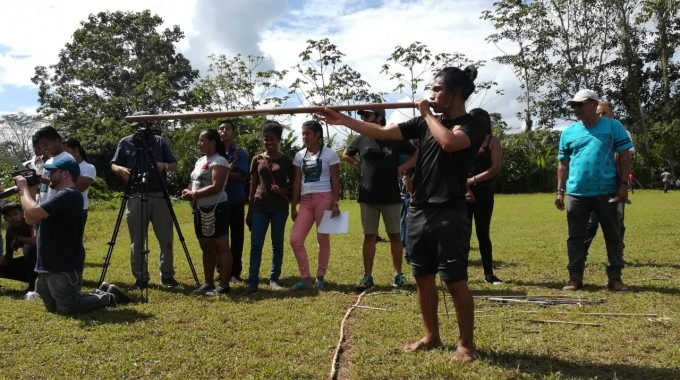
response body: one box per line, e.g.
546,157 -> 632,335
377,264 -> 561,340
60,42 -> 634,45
464,65 -> 477,81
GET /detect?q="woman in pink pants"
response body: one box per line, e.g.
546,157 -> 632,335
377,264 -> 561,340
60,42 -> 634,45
289,120 -> 341,290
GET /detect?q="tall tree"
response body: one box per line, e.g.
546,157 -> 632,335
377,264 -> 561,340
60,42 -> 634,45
289,39 -> 381,141
482,0 -> 552,131
638,0 -> 680,113
0,113 -> 45,161
381,41 -> 501,119
31,10 -> 198,186
193,54 -> 288,111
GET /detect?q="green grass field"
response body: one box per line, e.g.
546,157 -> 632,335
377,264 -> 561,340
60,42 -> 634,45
1,191 -> 678,379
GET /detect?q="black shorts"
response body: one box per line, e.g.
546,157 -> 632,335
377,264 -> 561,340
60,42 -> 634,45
406,207 -> 470,283
193,202 -> 230,239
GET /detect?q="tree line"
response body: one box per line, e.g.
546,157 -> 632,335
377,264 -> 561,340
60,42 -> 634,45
1,3 -> 678,197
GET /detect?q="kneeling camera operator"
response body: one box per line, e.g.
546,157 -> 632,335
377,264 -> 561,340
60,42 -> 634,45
14,157 -> 131,314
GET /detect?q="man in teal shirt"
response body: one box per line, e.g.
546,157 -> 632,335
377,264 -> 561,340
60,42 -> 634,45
555,89 -> 632,291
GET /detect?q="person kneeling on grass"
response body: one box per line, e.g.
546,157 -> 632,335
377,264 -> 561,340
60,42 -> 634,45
0,202 -> 38,295
14,157 -> 131,314
319,66 -> 484,362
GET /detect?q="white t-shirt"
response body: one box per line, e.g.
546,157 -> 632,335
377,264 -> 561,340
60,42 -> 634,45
38,151 -> 74,204
190,154 -> 229,207
79,160 -> 96,210
293,146 -> 340,195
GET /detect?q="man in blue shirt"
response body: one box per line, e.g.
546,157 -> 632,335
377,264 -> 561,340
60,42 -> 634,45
111,119 -> 179,289
555,89 -> 632,291
218,120 -> 249,283
15,157 -> 131,314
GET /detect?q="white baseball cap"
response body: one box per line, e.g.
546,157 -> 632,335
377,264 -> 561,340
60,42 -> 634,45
567,89 -> 599,105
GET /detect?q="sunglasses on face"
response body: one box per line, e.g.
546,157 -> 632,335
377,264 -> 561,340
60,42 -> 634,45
570,100 -> 593,109
360,113 -> 376,120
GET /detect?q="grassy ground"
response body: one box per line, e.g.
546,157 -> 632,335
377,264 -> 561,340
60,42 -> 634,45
0,191 -> 678,379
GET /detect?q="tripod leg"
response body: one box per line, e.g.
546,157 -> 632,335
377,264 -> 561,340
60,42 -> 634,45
144,149 -> 200,287
97,194 -> 130,289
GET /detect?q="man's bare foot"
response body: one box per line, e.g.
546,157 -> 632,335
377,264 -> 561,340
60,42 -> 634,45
449,346 -> 478,363
403,338 -> 443,352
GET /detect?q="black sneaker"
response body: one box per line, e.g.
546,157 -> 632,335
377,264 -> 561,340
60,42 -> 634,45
239,287 -> 259,297
161,277 -> 180,288
98,282 -> 110,293
206,285 -> 230,296
485,275 -> 504,285
107,284 -> 132,305
194,283 -> 215,294
131,280 -> 149,290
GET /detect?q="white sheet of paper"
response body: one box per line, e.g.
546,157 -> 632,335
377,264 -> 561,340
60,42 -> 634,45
318,210 -> 349,234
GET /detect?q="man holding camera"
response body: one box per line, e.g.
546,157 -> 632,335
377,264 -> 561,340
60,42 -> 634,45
33,126 -> 73,204
14,157 -> 131,314
111,118 -> 179,289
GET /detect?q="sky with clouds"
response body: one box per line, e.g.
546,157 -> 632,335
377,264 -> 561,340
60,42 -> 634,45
0,0 -> 531,130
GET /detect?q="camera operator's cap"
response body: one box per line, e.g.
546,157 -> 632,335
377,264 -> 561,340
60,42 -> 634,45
357,109 -> 386,118
357,108 -> 387,126
567,89 -> 599,105
43,157 -> 80,177
129,111 -> 152,127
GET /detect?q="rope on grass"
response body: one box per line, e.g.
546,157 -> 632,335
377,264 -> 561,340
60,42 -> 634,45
330,289 -> 369,380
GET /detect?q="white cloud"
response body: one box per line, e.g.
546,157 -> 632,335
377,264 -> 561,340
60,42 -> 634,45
0,0 -> 529,129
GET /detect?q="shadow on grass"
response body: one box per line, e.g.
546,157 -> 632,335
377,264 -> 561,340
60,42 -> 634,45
511,279 -> 680,295
83,261 -> 105,268
482,350 -> 679,380
73,308 -> 154,326
468,259 -> 521,269
626,284 -> 680,295
626,261 -> 680,270
471,289 -> 528,297
0,287 -> 29,299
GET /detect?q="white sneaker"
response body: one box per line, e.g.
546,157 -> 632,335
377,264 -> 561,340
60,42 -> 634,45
230,276 -> 241,284
24,291 -> 40,300
269,280 -> 284,291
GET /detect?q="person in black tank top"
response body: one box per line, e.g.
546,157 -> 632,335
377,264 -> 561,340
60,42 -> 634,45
466,108 -> 503,285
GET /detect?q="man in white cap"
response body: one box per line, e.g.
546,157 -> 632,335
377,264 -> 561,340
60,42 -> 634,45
555,89 -> 633,291
583,100 -> 635,260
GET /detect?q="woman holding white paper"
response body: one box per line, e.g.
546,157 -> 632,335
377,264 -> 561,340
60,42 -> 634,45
289,120 -> 341,290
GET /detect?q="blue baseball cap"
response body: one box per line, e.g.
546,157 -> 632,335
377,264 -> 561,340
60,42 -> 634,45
43,157 -> 80,177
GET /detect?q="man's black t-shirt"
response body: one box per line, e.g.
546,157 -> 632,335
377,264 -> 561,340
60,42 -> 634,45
346,137 -> 416,204
36,188 -> 84,273
398,114 -> 485,210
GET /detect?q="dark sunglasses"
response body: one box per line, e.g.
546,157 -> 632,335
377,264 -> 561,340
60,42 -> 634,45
570,100 -> 593,109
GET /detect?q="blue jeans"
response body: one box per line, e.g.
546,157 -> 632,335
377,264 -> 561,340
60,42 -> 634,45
248,210 -> 288,288
566,195 -> 624,280
35,271 -> 113,314
400,194 -> 410,262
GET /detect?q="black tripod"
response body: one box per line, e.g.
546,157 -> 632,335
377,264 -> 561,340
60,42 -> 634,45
98,132 -> 199,302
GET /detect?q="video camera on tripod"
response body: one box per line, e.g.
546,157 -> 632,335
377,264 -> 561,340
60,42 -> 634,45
130,120 -> 161,151
0,169 -> 41,200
